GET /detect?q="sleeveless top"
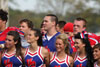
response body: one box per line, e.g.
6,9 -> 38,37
1,50 -> 22,67
50,52 -> 70,67
74,53 -> 87,67
24,47 -> 44,67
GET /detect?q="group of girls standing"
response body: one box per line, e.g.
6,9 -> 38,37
0,29 -> 100,67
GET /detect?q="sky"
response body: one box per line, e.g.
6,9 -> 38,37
9,0 -> 37,11
8,0 -> 99,13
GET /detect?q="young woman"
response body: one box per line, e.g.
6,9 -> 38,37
74,33 -> 94,67
22,28 -> 49,67
49,34 -> 73,67
40,22 -> 47,35
93,43 -> 100,67
0,31 -> 24,67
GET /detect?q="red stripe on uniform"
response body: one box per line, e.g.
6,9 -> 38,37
38,47 -> 44,61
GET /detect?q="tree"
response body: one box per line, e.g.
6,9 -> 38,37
0,0 -> 8,11
35,0 -> 75,16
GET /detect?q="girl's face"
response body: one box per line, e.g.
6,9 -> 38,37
27,30 -> 38,44
41,27 -> 46,34
5,35 -> 16,49
55,39 -> 65,52
74,39 -> 85,52
93,48 -> 100,60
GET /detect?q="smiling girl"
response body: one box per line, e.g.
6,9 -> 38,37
0,31 -> 24,67
50,34 -> 73,67
74,33 -> 94,67
93,43 -> 100,67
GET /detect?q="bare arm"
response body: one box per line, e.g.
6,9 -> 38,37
42,47 -> 50,67
69,56 -> 74,67
21,47 -> 26,57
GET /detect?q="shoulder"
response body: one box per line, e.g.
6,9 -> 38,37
0,49 -> 5,58
7,27 -> 18,30
41,47 -> 50,58
50,52 -> 54,60
41,47 -> 49,54
41,47 -> 50,66
67,55 -> 74,64
55,32 -> 60,36
68,55 -> 74,67
69,56 -> 73,62
21,47 -> 27,55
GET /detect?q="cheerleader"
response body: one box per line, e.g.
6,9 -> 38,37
22,28 -> 49,67
0,31 -> 24,67
93,43 -> 100,67
73,33 -> 94,67
50,34 -> 73,67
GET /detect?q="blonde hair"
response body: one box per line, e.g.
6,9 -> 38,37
56,33 -> 70,55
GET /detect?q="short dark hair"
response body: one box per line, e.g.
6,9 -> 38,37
46,14 -> 58,25
93,43 -> 100,50
57,21 -> 66,29
75,17 -> 87,27
0,9 -> 8,22
19,19 -> 34,29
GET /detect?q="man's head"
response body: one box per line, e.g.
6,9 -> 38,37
56,21 -> 66,33
43,14 -> 58,31
0,9 -> 8,29
63,22 -> 74,37
19,19 -> 34,34
73,17 -> 87,35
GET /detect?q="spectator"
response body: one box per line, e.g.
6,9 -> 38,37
56,21 -> 66,33
63,22 -> 76,54
42,14 -> 60,52
19,19 -> 34,48
73,17 -> 99,47
0,9 -> 24,49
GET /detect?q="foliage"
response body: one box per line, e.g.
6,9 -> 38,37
9,0 -> 100,33
9,8 -> 46,29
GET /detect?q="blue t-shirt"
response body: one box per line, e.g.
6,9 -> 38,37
42,32 -> 60,52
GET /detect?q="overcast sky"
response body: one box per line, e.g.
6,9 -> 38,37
9,0 -> 37,11
8,0 -> 99,13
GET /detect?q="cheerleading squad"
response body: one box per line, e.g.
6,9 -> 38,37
0,9 -> 100,67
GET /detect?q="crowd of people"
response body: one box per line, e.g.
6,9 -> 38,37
0,9 -> 100,67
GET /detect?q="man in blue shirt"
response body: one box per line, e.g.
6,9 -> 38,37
42,14 -> 60,52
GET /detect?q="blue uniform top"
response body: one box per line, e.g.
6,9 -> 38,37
1,50 -> 22,67
74,53 -> 87,67
42,32 -> 60,52
24,47 -> 44,67
50,52 -> 70,67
